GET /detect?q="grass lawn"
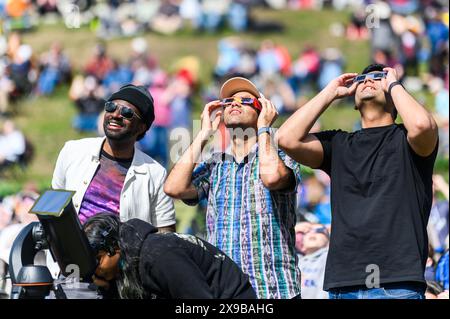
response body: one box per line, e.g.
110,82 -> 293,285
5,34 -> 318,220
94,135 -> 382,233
1,8 -> 447,230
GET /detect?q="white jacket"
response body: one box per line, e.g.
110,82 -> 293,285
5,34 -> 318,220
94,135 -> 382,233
51,137 -> 175,227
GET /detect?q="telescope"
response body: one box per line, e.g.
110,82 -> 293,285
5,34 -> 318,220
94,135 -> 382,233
8,189 -> 97,299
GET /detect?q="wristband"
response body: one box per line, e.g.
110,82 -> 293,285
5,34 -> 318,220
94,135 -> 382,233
257,127 -> 271,136
388,81 -> 403,95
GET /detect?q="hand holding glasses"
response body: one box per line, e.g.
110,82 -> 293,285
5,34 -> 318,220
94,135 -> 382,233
104,101 -> 142,120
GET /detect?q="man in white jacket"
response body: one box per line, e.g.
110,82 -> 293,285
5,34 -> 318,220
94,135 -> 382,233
49,84 -> 176,283
52,84 -> 176,232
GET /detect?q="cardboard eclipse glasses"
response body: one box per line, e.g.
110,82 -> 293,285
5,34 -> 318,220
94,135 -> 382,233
353,71 -> 388,83
220,97 -> 262,112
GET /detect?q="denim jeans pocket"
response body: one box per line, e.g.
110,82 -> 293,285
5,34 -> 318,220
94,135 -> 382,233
381,287 -> 424,299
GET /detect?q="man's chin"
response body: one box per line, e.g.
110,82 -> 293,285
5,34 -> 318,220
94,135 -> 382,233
224,122 -> 241,129
105,130 -> 132,141
360,93 -> 377,101
224,119 -> 255,130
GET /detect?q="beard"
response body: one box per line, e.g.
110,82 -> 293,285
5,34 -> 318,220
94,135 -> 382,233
355,89 -> 386,108
224,109 -> 258,129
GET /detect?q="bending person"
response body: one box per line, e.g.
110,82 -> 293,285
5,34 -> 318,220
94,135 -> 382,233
84,213 -> 257,299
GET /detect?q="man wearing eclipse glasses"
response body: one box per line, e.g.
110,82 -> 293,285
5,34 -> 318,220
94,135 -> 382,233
278,64 -> 438,299
51,84 -> 176,233
164,77 -> 302,299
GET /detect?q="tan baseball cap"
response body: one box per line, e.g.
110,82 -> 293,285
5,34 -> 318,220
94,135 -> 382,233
219,77 -> 261,99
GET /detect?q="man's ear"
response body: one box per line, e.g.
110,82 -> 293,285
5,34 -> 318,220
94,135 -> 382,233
139,122 -> 147,136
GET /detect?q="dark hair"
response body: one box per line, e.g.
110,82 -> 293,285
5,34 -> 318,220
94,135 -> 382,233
136,129 -> 146,141
83,213 -> 146,299
360,63 -> 398,121
361,63 -> 386,75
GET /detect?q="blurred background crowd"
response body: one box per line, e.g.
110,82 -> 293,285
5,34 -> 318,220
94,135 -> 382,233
0,0 -> 448,299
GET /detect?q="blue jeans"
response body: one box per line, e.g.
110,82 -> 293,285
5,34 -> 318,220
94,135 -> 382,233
328,282 -> 425,299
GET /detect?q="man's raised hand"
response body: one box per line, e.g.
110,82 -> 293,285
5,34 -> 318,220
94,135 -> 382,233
326,73 -> 358,100
381,67 -> 399,93
257,96 -> 278,129
200,100 -> 223,134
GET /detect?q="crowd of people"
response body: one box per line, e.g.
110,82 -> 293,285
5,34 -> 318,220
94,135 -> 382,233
0,30 -> 67,170
0,183 -> 38,298
0,0 -> 449,300
0,31 -> 73,108
68,38 -> 197,169
0,0 -> 261,38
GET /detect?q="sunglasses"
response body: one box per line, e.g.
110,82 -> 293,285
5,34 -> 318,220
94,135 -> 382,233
312,226 -> 329,237
104,101 -> 142,120
221,97 -> 262,112
353,71 -> 387,83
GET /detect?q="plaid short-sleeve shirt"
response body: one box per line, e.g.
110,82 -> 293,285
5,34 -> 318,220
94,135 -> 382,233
186,144 -> 302,299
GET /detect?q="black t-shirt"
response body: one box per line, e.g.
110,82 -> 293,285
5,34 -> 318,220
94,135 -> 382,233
313,124 -> 438,290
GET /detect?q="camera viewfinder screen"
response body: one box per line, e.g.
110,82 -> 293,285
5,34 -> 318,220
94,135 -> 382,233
29,190 -> 75,216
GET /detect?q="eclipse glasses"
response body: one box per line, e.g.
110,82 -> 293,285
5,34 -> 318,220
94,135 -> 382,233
353,71 -> 388,83
220,97 -> 262,112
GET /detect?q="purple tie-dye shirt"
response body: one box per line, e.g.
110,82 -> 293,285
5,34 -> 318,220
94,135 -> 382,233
78,150 -> 132,224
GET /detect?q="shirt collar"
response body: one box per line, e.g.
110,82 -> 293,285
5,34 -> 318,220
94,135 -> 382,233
221,142 -> 258,164
91,136 -> 147,174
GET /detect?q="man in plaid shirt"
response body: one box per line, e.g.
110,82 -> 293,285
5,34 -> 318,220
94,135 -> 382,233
165,77 -> 302,299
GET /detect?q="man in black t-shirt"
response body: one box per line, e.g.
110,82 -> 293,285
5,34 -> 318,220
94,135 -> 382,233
277,64 -> 438,299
